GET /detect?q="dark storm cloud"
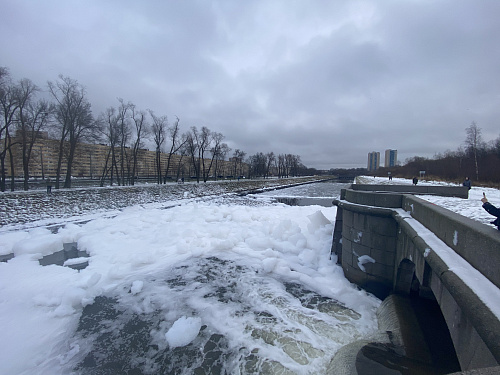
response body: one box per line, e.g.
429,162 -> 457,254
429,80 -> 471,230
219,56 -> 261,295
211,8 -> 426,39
1,0 -> 499,169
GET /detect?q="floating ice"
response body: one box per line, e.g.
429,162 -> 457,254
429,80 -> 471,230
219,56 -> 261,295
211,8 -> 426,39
130,280 -> 144,295
307,210 -> 331,232
165,316 -> 202,348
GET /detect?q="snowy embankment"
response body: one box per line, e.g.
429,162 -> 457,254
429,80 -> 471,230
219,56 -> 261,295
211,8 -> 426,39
356,176 -> 500,228
0,177 -> 323,231
0,179 -> 381,374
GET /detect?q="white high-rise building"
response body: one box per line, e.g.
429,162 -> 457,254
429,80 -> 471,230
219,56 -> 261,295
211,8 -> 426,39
367,152 -> 380,171
384,149 -> 398,167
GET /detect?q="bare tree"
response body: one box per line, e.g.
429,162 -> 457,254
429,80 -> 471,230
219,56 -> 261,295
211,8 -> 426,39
149,110 -> 166,184
265,152 -> 276,178
15,79 -> 52,189
175,141 -> 189,181
231,149 -> 246,178
48,75 -> 95,188
248,152 -> 266,178
163,116 -> 187,183
130,105 -> 148,185
99,107 -> 120,186
205,132 -> 228,182
213,138 -> 231,180
185,126 -> 213,183
115,99 -> 132,186
465,121 -> 483,181
0,68 -> 20,191
278,154 -> 289,178
198,127 -> 213,182
185,126 -> 201,182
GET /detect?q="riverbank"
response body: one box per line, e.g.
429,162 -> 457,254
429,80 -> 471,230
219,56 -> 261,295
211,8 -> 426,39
0,176 -> 329,230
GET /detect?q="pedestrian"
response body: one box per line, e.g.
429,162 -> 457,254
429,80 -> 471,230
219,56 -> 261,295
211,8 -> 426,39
46,177 -> 52,194
412,177 -> 418,185
463,177 -> 472,190
481,193 -> 500,230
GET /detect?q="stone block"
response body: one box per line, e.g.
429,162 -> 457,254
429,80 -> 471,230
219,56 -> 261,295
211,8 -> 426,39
343,263 -> 369,285
369,262 -> 394,281
342,239 -> 353,267
370,248 -> 396,267
353,212 -> 367,231
371,232 -> 396,252
342,210 -> 354,227
351,242 -> 371,257
368,215 -> 398,237
359,230 -> 372,248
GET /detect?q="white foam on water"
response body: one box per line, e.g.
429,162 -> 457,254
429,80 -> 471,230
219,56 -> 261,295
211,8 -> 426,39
1,189 -> 382,374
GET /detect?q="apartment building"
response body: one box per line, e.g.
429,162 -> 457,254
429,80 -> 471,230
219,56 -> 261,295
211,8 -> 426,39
384,149 -> 398,167
2,132 -> 245,180
367,151 -> 380,171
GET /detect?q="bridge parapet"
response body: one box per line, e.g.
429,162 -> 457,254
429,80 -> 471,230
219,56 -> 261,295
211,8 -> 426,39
332,185 -> 500,371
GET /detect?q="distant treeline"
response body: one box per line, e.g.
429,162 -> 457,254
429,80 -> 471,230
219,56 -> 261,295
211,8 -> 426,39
373,122 -> 500,185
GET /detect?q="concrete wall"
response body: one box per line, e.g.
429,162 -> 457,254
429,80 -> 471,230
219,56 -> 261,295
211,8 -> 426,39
332,185 -> 500,371
401,195 -> 500,289
351,183 -> 469,198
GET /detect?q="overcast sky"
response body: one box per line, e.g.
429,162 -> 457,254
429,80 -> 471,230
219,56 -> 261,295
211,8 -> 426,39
2,1 -> 499,169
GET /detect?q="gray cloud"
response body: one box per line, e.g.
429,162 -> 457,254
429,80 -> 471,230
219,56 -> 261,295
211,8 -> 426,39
1,0 -> 499,169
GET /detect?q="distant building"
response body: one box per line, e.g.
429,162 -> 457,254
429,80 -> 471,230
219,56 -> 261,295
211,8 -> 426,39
384,149 -> 398,167
367,151 -> 380,171
1,132 -> 248,180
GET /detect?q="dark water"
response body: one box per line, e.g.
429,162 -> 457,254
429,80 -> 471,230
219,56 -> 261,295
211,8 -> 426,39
72,257 -> 365,375
259,181 -> 350,206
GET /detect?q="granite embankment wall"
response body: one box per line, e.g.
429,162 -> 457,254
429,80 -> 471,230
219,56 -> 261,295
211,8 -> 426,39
332,185 -> 500,371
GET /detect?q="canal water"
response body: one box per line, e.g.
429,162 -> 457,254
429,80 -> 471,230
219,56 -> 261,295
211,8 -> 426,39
69,180 -> 384,375
260,179 -> 349,205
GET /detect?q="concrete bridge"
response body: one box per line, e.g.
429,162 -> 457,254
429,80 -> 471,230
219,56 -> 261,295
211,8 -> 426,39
331,184 -> 500,373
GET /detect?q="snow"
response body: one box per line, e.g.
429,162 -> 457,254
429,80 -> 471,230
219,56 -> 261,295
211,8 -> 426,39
357,255 -> 375,272
0,182 -> 382,374
394,208 -> 500,320
1,177 -> 499,374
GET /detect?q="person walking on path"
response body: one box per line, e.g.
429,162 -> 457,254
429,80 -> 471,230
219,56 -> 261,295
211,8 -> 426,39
46,178 -> 52,194
481,193 -> 500,230
463,177 -> 472,190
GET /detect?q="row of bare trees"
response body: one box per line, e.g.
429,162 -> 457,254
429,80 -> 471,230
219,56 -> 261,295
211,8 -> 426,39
1,67 -> 307,191
246,152 -> 305,178
1,69 -> 97,191
380,122 -> 500,184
